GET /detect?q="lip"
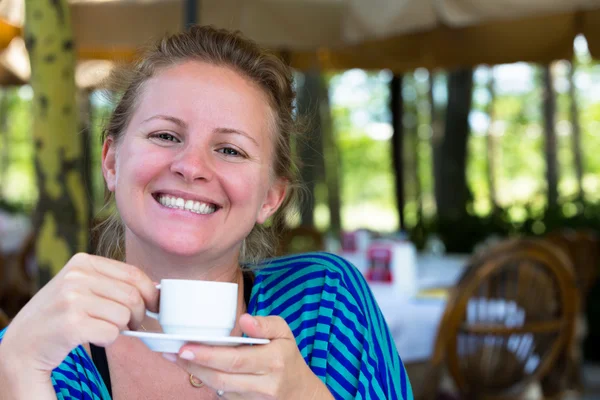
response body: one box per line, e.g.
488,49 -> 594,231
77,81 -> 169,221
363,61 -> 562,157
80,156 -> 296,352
152,189 -> 222,208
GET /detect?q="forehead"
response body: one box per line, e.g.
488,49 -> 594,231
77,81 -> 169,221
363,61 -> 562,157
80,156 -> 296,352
130,61 -> 275,140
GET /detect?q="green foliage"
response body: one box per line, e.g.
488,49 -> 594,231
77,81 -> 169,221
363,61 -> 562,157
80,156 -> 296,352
328,70 -> 399,232
0,87 -> 36,213
3,59 -> 600,254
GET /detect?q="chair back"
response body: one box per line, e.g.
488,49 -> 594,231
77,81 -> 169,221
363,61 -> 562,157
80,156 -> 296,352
424,238 -> 577,400
546,229 -> 600,297
0,232 -> 36,318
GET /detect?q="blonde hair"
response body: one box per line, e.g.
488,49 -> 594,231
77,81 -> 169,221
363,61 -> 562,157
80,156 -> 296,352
94,25 -> 301,265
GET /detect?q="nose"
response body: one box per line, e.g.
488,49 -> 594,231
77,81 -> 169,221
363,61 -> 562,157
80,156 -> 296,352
170,146 -> 214,183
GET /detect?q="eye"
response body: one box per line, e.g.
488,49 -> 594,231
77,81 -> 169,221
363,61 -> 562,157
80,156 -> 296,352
150,132 -> 180,143
217,147 -> 244,157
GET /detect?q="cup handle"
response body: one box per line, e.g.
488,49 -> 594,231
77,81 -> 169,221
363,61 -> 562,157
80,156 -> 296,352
146,283 -> 161,320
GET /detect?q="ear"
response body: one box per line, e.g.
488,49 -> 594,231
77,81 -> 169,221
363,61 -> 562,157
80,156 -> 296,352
101,137 -> 117,192
256,178 -> 288,224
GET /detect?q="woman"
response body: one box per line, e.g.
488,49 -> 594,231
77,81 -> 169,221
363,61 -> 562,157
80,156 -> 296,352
0,26 -> 413,400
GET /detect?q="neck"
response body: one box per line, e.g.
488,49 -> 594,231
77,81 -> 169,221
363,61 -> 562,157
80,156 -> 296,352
123,231 -> 242,284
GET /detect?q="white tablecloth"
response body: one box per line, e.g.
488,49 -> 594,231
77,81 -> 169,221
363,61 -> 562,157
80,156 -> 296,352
364,254 -> 468,363
372,286 -> 448,363
342,252 -> 468,290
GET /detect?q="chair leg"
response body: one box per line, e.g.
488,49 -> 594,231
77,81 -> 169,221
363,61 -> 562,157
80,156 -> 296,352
541,352 -> 568,399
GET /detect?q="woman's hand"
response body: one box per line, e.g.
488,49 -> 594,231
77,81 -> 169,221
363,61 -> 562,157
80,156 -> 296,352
0,253 -> 159,393
169,314 -> 334,400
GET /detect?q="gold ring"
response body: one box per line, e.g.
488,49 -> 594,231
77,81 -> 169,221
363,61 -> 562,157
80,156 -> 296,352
189,374 -> 204,388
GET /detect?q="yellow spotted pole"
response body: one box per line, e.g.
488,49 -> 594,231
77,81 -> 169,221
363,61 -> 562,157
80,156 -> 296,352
25,0 -> 89,284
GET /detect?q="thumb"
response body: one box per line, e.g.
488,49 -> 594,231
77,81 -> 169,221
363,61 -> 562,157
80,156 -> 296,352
239,314 -> 293,340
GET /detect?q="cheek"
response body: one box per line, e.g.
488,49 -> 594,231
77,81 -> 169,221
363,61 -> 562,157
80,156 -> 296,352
116,147 -> 169,188
221,165 -> 270,204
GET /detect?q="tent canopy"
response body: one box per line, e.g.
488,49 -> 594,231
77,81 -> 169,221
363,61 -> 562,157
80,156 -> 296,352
1,0 -> 600,86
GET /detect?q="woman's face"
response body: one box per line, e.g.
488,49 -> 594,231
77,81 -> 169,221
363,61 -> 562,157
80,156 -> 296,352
102,61 -> 286,260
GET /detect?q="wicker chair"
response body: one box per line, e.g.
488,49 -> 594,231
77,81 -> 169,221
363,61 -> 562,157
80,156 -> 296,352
544,229 -> 600,393
546,229 -> 599,298
418,238 -> 578,400
0,232 -> 36,318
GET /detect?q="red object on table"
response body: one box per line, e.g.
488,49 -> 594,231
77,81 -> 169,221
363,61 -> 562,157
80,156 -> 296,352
366,245 -> 393,283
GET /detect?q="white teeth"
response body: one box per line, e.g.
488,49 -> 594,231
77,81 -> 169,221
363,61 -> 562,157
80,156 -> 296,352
157,195 -> 217,215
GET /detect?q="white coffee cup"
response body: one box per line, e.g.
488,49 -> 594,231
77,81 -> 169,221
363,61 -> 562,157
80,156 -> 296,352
146,279 -> 238,336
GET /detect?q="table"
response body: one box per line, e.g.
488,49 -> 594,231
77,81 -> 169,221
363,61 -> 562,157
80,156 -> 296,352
372,286 -> 448,363
365,253 -> 468,363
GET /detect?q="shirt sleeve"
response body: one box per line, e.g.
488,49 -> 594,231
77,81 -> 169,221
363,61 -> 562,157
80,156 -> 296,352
321,254 -> 414,400
252,253 -> 414,400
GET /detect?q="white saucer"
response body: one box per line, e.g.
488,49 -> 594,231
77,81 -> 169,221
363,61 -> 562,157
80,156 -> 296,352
122,330 -> 270,353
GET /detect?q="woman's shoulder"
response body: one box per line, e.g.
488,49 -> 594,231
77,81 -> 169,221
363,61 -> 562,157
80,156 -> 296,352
251,252 -> 375,316
253,251 -> 364,284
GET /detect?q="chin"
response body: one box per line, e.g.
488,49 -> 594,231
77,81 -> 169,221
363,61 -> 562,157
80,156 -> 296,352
155,239 -> 211,258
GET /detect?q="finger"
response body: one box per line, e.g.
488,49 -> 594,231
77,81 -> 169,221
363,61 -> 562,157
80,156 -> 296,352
175,358 -> 274,396
85,274 -> 146,329
239,314 -> 293,340
73,253 -> 159,312
78,318 -> 121,348
177,343 -> 273,374
82,296 -> 132,331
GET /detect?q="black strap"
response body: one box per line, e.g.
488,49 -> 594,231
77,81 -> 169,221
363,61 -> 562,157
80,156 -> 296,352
90,270 -> 255,395
90,343 -> 112,398
243,269 -> 255,307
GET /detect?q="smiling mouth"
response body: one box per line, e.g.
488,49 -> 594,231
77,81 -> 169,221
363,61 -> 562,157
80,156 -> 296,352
153,193 -> 219,215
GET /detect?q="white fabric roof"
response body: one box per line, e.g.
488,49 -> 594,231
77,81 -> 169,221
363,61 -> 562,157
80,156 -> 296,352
0,0 -> 600,85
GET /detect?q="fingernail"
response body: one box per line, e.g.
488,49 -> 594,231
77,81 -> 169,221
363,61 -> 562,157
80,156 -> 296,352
162,353 -> 177,362
250,316 -> 259,326
180,350 -> 195,360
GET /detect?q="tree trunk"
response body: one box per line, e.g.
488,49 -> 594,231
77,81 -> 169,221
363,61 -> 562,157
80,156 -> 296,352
486,71 -> 498,211
429,74 -> 444,217
542,65 -> 559,210
390,75 -> 405,230
433,68 -> 473,222
319,75 -> 342,236
0,90 -> 9,184
25,0 -> 89,284
405,76 -> 422,224
296,71 -> 324,227
568,61 -> 584,199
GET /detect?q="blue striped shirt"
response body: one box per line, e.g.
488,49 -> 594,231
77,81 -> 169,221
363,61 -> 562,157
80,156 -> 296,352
0,252 -> 413,399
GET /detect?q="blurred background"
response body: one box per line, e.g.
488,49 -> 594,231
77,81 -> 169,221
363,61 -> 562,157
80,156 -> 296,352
2,0 -> 600,399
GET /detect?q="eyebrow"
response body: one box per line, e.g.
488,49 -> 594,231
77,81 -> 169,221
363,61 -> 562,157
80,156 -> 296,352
214,127 -> 259,147
142,115 -> 188,129
143,115 -> 259,147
